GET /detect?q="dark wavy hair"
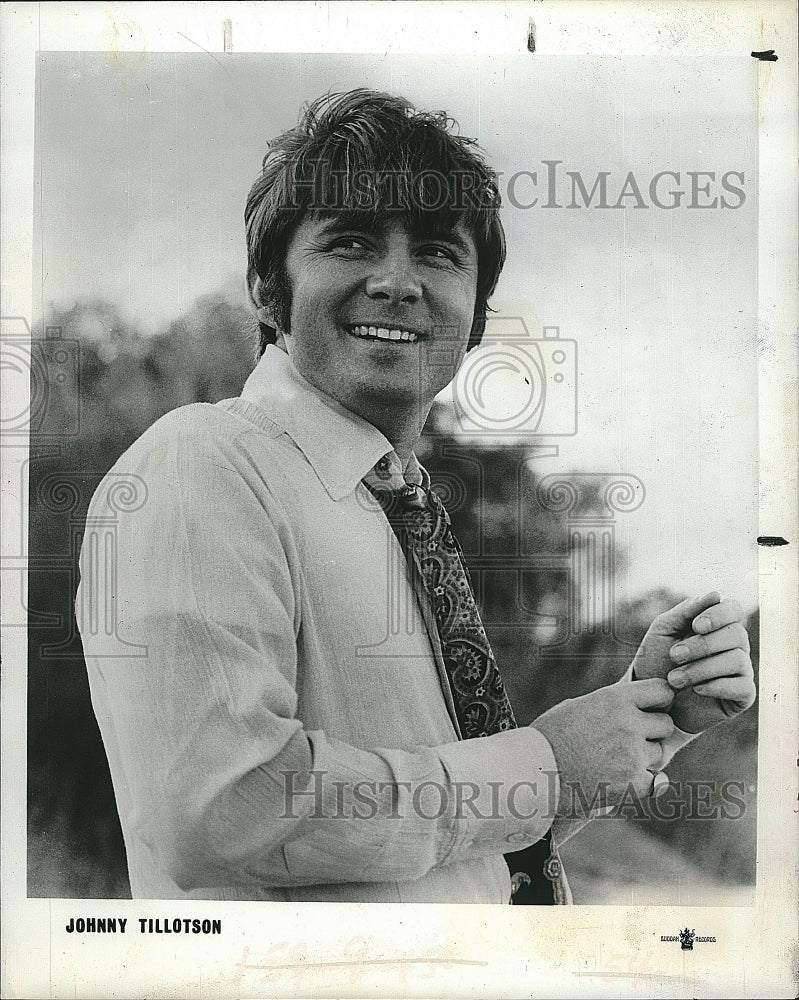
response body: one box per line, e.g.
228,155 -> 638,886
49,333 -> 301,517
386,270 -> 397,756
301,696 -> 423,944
245,89 -> 506,357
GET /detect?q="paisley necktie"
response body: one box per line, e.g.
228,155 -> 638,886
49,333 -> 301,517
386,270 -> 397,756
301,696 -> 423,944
365,476 -> 563,904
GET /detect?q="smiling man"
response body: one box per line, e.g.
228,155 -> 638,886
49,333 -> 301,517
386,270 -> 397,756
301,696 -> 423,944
77,90 -> 755,904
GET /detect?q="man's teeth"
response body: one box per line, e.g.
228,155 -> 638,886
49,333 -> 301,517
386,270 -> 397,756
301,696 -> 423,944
350,325 -> 418,342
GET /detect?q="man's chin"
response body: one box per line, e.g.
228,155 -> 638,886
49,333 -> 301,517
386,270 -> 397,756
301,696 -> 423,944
345,378 -> 435,417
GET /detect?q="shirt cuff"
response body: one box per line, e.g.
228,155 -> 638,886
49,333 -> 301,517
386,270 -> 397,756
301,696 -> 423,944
435,727 -> 559,863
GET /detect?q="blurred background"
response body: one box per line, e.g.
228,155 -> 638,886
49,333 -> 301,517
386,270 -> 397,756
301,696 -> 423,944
27,51 -> 759,903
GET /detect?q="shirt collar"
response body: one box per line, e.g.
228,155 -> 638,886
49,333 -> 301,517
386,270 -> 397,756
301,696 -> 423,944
239,344 -> 425,500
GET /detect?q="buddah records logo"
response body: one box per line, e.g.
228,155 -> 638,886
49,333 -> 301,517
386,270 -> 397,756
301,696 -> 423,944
661,927 -> 716,949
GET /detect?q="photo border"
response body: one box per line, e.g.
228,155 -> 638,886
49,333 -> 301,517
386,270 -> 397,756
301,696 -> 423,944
2,3 -> 796,997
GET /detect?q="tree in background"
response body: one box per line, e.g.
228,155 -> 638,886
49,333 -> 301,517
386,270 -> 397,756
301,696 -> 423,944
26,296 -> 757,898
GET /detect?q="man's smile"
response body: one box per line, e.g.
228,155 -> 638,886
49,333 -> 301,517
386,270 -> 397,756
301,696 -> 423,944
346,324 -> 423,344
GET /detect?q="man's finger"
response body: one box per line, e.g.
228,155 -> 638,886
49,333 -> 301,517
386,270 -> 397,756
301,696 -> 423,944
650,591 -> 722,635
690,598 -> 745,636
668,623 -> 750,667
645,740 -> 665,771
693,677 -> 757,710
651,772 -> 670,798
639,712 -> 675,741
630,677 -> 675,710
668,648 -> 752,690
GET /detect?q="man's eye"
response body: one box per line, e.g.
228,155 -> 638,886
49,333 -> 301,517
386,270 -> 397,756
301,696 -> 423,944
419,245 -> 459,263
328,236 -> 368,252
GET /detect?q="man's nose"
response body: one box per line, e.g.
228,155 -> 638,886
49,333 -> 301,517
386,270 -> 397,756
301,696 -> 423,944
364,252 -> 422,304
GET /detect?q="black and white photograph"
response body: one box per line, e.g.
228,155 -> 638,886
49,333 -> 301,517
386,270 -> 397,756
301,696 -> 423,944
2,2 -> 797,997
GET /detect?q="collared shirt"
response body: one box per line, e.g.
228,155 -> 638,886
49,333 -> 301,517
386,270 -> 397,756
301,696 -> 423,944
77,345 -> 566,903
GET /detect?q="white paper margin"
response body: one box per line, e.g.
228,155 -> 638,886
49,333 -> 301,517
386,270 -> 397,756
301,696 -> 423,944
2,3 -> 796,997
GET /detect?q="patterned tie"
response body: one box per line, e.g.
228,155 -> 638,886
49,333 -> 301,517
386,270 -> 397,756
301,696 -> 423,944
365,470 -> 563,904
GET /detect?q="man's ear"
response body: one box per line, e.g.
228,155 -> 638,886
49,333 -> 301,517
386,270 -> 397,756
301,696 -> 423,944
245,266 -> 276,328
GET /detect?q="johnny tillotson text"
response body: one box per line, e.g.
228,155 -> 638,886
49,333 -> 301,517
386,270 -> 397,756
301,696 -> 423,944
65,916 -> 222,934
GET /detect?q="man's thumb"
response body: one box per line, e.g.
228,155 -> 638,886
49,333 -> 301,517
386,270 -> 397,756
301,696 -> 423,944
630,677 -> 675,710
650,591 -> 721,635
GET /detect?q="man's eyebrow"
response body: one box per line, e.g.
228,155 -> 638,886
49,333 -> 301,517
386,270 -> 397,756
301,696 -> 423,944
313,213 -> 386,235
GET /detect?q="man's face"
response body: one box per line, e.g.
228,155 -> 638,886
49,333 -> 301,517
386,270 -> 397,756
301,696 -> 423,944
276,215 -> 479,424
